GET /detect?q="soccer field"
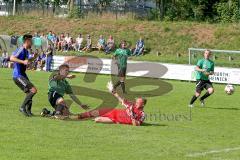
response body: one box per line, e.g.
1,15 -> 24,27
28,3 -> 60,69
0,68 -> 240,160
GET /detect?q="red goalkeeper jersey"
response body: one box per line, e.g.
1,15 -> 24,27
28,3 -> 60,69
101,99 -> 145,125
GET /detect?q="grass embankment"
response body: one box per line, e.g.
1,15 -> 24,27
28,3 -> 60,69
1,16 -> 240,66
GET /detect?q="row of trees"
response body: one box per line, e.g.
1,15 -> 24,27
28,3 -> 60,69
67,0 -> 240,22
2,0 -> 240,22
155,0 -> 240,22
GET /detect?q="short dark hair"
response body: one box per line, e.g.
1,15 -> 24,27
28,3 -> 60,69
142,98 -> 147,105
121,40 -> 127,44
59,64 -> 69,70
23,34 -> 32,42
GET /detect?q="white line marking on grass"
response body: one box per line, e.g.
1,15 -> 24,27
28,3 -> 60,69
186,147 -> 240,157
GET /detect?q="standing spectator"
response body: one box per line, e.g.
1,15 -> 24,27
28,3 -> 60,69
37,51 -> 46,71
33,32 -> 40,38
97,35 -> 105,52
82,35 -> 92,52
132,37 -> 144,56
40,33 -> 46,39
64,33 -> 72,51
47,31 -> 53,41
58,33 -> 65,51
51,33 -> 58,48
27,49 -> 35,70
75,34 -> 83,51
105,35 -> 115,54
46,44 -> 53,72
2,50 -> 9,68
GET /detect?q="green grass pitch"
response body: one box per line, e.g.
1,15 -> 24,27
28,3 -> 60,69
0,68 -> 240,160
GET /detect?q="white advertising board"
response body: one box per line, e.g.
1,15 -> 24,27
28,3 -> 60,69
52,56 -> 240,84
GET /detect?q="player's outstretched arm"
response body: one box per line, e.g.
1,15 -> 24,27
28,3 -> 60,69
106,81 -> 124,104
112,92 -> 124,104
69,94 -> 90,110
10,55 -> 28,65
66,74 -> 76,79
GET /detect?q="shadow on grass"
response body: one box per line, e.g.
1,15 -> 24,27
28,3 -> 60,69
37,116 -> 168,127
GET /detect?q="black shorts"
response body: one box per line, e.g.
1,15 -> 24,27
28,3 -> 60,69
118,67 -> 127,77
13,77 -> 34,93
48,91 -> 63,108
196,80 -> 213,93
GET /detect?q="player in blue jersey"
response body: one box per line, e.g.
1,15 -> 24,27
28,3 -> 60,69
10,34 -> 38,117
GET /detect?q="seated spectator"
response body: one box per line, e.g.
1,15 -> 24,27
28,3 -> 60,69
58,33 -> 65,51
97,35 -> 105,51
105,35 -> 115,54
132,37 -> 145,56
2,50 -> 9,68
64,33 -> 72,51
37,51 -> 46,71
82,35 -> 92,52
74,34 -> 83,51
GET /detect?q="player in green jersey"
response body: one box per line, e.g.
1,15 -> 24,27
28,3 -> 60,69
112,40 -> 131,94
189,50 -> 215,107
41,64 -> 89,119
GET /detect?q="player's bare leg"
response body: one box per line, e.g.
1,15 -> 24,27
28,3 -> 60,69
114,76 -> 126,93
94,117 -> 114,123
25,87 -> 37,116
199,87 -> 214,107
54,98 -> 70,119
189,91 -> 201,107
71,108 -> 113,120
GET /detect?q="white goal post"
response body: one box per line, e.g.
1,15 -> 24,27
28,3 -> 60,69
188,48 -> 240,65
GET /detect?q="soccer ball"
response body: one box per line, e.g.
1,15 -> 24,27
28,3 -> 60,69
224,84 -> 235,95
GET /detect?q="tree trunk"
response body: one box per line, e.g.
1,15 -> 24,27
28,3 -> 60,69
160,0 -> 164,21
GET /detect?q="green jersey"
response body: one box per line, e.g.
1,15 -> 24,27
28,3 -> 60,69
196,58 -> 215,80
114,48 -> 131,69
48,74 -> 73,96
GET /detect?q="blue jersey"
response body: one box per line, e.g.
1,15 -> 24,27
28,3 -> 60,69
12,47 -> 30,79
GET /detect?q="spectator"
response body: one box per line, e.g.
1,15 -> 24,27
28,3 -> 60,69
27,49 -> 36,70
132,37 -> 144,56
40,33 -> 46,39
97,35 -> 105,51
32,49 -> 40,70
33,32 -> 40,38
2,50 -> 9,68
58,33 -> 65,51
75,34 -> 83,51
82,35 -> 92,52
51,33 -> 58,48
37,50 -> 46,71
105,35 -> 115,54
64,33 -> 72,51
46,44 -> 53,72
47,31 -> 53,41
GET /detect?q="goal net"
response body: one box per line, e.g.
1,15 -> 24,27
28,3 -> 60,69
188,48 -> 240,68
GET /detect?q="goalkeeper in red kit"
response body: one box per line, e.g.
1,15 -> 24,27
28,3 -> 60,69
74,81 -> 146,126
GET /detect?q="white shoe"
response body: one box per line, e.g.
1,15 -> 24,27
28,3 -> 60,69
189,104 -> 194,108
200,100 -> 205,107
